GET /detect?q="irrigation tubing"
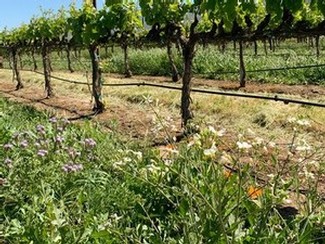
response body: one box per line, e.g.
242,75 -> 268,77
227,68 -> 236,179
1,67 -> 325,108
35,70 -> 325,108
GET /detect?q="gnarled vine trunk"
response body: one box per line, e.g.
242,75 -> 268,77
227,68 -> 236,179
239,41 -> 246,87
18,51 -> 24,70
8,52 -> 15,82
167,40 -> 179,82
122,42 -> 132,78
12,48 -> 23,90
41,43 -> 53,98
181,41 -> 195,127
49,54 -> 53,72
66,46 -> 74,73
31,48 -> 38,71
89,45 -> 105,113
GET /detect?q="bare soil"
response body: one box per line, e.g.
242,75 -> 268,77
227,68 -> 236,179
0,81 -> 159,142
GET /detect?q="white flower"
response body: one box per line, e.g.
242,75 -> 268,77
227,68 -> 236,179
254,137 -> 264,145
208,126 -> 216,134
146,164 -> 161,173
126,150 -> 143,160
288,117 -> 296,123
217,128 -> 226,137
123,157 -> 132,162
247,129 -> 255,135
220,152 -> 232,164
112,161 -> 126,169
296,119 -> 310,127
296,145 -> 312,151
295,142 -> 312,152
163,159 -> 173,166
187,134 -> 201,147
204,143 -> 217,157
236,141 -> 252,150
267,174 -> 275,180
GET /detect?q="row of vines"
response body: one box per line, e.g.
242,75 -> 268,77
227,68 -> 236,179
1,0 -> 325,127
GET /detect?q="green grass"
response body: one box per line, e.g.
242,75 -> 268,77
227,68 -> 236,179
4,38 -> 325,85
1,96 -> 325,243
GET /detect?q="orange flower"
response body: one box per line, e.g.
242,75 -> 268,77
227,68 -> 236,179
223,170 -> 233,179
165,144 -> 176,150
159,144 -> 178,158
247,186 -> 263,199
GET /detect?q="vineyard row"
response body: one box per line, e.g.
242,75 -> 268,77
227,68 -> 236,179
1,0 -> 325,127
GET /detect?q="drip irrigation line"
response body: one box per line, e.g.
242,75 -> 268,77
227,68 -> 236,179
37,71 -> 325,108
214,63 -> 325,75
1,67 -> 324,108
33,70 -> 90,86
132,83 -> 325,108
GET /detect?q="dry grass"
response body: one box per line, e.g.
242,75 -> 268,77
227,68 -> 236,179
0,69 -> 324,144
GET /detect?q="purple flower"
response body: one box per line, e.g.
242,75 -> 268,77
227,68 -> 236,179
4,143 -> 13,151
36,125 -> 45,134
56,135 -> 64,143
84,138 -> 96,148
62,163 -> 83,173
20,140 -> 28,148
4,158 -> 12,165
4,158 -> 13,168
67,148 -> 81,159
49,117 -> 57,123
37,149 -> 48,157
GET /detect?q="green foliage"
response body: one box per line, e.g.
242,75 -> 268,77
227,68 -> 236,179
27,9 -> 68,45
68,5 -> 103,46
139,0 -> 191,26
1,0 -> 325,50
1,96 -> 325,242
